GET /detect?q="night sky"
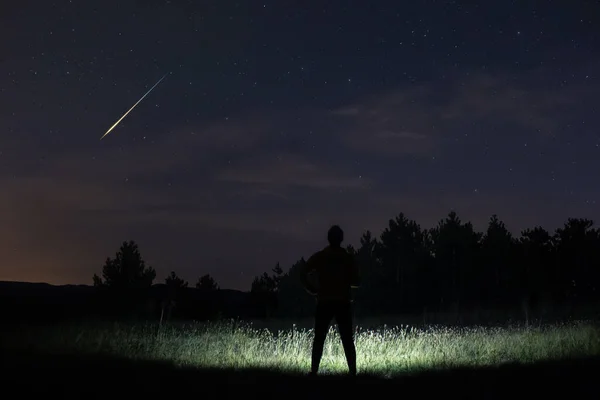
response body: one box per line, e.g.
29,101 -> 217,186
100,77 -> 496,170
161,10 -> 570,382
2,1 -> 599,290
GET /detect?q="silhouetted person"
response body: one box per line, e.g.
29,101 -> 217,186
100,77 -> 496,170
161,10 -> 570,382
300,225 -> 360,376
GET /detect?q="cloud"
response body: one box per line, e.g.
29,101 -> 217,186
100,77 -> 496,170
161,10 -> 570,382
438,72 -> 581,135
330,88 -> 441,157
330,69 -> 592,157
215,152 -> 369,190
1,109 -> 280,184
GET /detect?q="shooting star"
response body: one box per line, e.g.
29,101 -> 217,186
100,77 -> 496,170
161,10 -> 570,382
100,72 -> 169,140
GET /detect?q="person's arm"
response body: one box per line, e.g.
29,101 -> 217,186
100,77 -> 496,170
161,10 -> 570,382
350,254 -> 361,288
300,254 -> 318,295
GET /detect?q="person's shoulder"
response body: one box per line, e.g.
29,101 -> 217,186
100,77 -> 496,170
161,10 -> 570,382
309,248 -> 325,261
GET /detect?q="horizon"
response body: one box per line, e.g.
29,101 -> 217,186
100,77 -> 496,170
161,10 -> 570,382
1,210 -> 596,291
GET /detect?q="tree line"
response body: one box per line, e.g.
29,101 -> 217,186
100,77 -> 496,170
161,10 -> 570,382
92,211 -> 600,323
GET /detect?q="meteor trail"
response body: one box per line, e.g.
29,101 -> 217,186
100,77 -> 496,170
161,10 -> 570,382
100,73 -> 168,140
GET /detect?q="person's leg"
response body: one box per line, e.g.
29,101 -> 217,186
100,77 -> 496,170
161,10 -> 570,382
311,302 -> 333,374
335,302 -> 357,376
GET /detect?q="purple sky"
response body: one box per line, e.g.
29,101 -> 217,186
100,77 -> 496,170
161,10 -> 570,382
1,1 -> 599,290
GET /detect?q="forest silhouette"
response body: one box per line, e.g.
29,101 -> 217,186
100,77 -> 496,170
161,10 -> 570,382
84,210 -> 599,324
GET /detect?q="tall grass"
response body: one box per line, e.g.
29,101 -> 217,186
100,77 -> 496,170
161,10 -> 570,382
6,319 -> 600,376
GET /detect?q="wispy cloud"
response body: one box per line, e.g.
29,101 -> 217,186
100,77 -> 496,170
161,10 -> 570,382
438,72 -> 583,135
215,152 -> 368,190
331,69 -> 592,157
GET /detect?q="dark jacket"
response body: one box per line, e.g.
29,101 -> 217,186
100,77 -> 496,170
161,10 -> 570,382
300,245 -> 360,303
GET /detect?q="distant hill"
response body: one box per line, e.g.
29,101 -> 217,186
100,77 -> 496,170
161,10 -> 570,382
0,281 -> 94,296
0,281 -> 252,324
0,280 -> 247,297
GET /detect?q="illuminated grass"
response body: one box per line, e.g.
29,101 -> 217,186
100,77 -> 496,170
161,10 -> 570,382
9,320 -> 600,377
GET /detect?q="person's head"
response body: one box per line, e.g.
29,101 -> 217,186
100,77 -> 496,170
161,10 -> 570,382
327,225 -> 344,247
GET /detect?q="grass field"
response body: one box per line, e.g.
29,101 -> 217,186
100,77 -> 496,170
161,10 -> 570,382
5,319 -> 599,378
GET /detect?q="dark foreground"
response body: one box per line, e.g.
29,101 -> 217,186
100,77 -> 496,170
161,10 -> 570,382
1,350 -> 598,399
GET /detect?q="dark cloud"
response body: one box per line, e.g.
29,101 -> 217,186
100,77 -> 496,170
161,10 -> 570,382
330,69 -> 595,158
